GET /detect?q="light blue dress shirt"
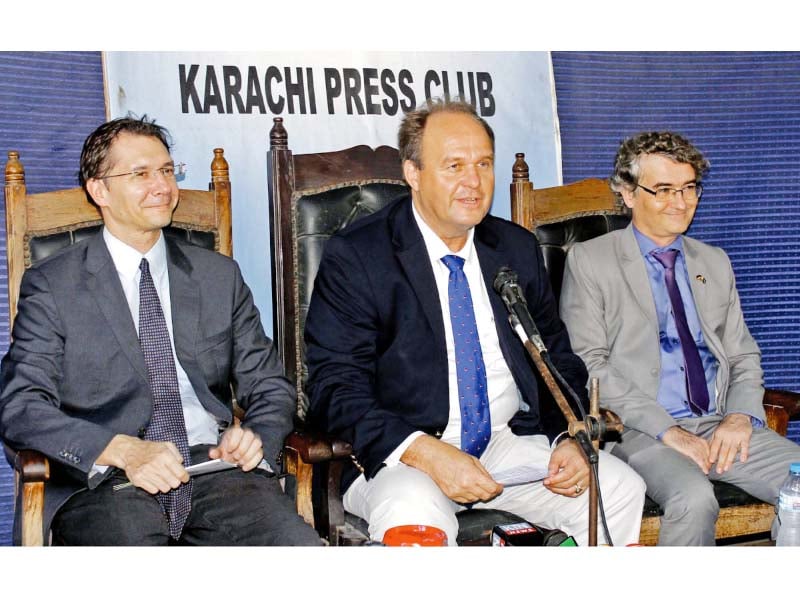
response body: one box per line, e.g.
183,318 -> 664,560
633,227 -> 718,421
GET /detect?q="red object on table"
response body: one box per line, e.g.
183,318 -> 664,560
382,525 -> 448,546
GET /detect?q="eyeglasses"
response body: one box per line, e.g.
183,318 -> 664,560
636,182 -> 703,202
99,163 -> 187,184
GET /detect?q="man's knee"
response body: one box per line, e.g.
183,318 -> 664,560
367,487 -> 458,544
662,482 -> 719,524
52,492 -> 170,545
601,452 -> 647,504
355,467 -> 459,544
619,467 -> 647,504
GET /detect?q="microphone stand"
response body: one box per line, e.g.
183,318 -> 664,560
508,314 -> 623,545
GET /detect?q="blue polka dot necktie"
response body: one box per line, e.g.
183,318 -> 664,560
139,258 -> 193,539
441,255 -> 491,457
652,249 -> 710,415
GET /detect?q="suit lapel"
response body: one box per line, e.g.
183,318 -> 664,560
84,233 -> 149,383
683,237 -> 723,354
165,239 -> 200,362
683,237 -> 711,313
618,225 -> 658,324
473,225 -> 514,345
473,222 -> 528,378
390,200 -> 447,350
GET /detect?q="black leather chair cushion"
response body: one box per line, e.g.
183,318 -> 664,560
456,508 -> 572,546
295,182 -> 409,316
28,224 -> 217,266
535,214 -> 631,306
294,182 -> 409,388
28,225 -> 103,265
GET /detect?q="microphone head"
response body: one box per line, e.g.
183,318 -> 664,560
493,266 -> 518,294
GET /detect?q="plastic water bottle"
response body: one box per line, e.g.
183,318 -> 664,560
776,462 -> 800,546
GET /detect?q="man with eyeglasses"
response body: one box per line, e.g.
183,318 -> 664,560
559,131 -> 800,545
0,116 -> 321,545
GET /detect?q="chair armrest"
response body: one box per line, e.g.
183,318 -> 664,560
285,430 -> 352,464
764,404 -> 789,436
283,430 -> 354,544
8,449 -> 50,546
14,449 -> 50,482
764,388 -> 800,421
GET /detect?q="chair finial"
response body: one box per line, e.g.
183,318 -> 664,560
270,117 -> 288,150
211,148 -> 229,183
5,151 -> 25,184
512,152 -> 529,183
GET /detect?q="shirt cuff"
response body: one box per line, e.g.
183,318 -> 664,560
90,463 -> 110,479
550,431 -> 570,449
384,431 -> 426,467
727,411 -> 764,429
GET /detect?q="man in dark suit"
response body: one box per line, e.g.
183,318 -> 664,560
0,116 -> 321,545
304,99 -> 646,545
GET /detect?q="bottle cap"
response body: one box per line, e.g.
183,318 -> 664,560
790,463 -> 800,474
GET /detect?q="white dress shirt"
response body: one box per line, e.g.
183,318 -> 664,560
383,206 -> 522,465
103,228 -> 221,446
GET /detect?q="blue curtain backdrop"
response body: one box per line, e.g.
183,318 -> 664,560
550,51 -> 800,445
0,51 -> 106,545
1,51 -> 799,546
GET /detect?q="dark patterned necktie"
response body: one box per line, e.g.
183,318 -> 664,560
139,258 -> 192,539
441,255 -> 491,457
652,249 -> 710,415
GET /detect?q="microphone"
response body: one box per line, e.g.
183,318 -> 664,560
493,267 -> 548,355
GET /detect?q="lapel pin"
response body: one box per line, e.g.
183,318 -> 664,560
695,275 -> 706,284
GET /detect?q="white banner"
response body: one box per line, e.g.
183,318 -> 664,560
104,51 -> 561,333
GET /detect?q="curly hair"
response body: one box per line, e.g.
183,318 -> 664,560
398,97 -> 494,168
78,114 -> 172,197
610,131 -> 710,197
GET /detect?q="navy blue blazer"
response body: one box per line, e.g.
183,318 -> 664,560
305,197 -> 588,491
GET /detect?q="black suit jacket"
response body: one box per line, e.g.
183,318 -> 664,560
0,232 -> 295,543
304,197 -> 587,491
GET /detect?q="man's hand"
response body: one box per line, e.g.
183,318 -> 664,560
97,434 -> 189,494
208,424 -> 264,472
401,435 -> 503,504
708,413 -> 752,474
662,426 -> 711,474
543,439 -> 590,497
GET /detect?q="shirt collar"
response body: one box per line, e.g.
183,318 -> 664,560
103,227 -> 168,281
632,224 -> 684,258
411,202 -> 475,263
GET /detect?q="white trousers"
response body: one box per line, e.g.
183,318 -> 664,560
344,427 -> 646,546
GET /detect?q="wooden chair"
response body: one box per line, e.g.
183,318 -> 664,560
3,147 -> 231,545
268,118 -> 533,546
510,151 -> 800,545
268,117 -> 408,545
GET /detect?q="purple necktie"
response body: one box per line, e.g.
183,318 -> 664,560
652,249 -> 710,415
139,258 -> 193,539
441,255 -> 491,457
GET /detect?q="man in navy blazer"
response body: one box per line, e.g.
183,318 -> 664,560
0,116 -> 320,545
304,99 -> 645,545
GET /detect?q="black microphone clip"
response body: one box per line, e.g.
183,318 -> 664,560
493,267 -> 548,355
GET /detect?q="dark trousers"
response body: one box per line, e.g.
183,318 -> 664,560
51,445 -> 322,546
